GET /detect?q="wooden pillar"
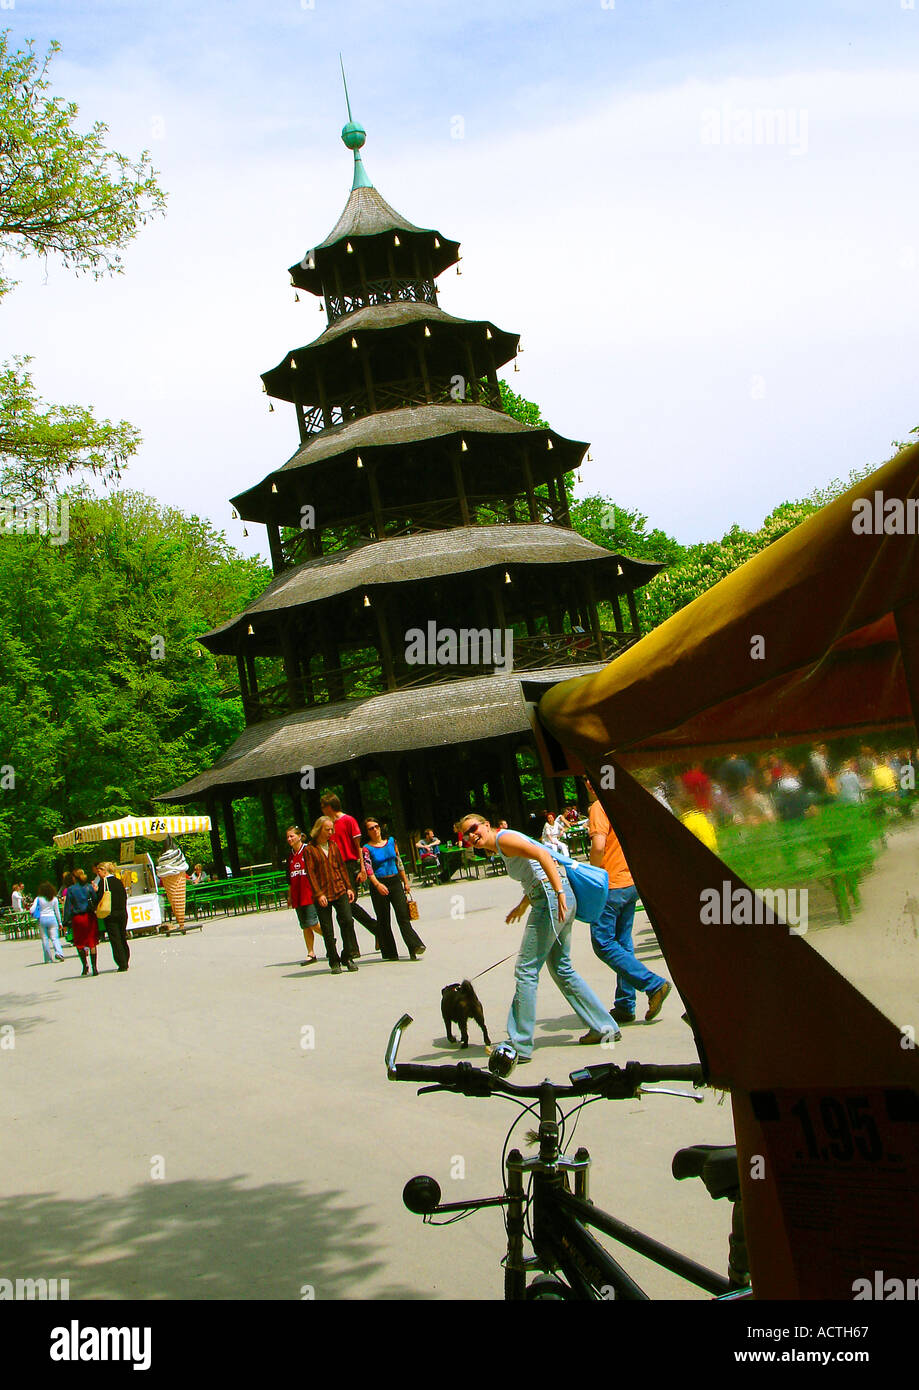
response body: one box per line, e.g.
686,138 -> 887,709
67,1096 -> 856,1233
315,369 -> 332,429
267,522 -> 284,574
320,613 -> 345,703
500,740 -> 526,829
287,775 -> 305,834
206,795 -> 226,879
521,450 -> 538,522
463,340 -> 477,401
367,460 -> 385,538
260,785 -> 281,869
611,593 -> 625,634
279,622 -> 301,710
582,573 -> 605,658
625,588 -> 640,634
373,594 -> 396,690
382,755 -> 412,863
415,338 -> 433,401
358,342 -> 377,412
556,470 -> 573,527
451,452 -> 471,526
222,797 -> 241,876
236,649 -> 251,718
295,400 -> 308,443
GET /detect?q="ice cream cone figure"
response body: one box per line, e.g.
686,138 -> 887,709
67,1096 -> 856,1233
156,836 -> 189,935
161,873 -> 187,933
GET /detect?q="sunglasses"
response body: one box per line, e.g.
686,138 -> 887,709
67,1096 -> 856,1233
463,823 -> 481,838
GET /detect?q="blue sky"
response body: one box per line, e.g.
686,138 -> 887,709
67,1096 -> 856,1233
3,0 -> 918,555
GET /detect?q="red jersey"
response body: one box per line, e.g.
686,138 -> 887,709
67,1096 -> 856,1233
287,843 -> 314,908
330,813 -> 361,863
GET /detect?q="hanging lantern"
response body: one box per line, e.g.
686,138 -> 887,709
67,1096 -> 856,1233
504,571 -> 512,584
351,337 -> 358,349
242,528 -> 249,538
318,301 -> 324,312
271,482 -> 278,494
356,456 -> 363,469
513,360 -> 519,373
346,241 -> 354,253
290,358 -> 297,370
547,439 -> 554,450
423,325 -> 431,338
231,509 -> 239,520
587,452 -> 593,462
460,439 -> 468,452
269,402 -> 274,413
294,292 -> 300,303
363,593 -> 371,607
485,328 -> 493,340
433,237 -> 441,249
247,624 -> 255,635
617,565 -> 624,577
394,235 -> 401,247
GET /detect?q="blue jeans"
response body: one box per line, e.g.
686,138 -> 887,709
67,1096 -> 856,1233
590,885 -> 665,1016
39,919 -> 64,962
507,883 -> 615,1058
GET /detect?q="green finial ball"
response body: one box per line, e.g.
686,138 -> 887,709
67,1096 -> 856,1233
342,121 -> 366,151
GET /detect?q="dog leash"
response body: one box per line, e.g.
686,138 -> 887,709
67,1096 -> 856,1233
470,950 -> 518,981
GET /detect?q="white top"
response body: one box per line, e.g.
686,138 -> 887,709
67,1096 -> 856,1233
11,890 -> 23,912
540,820 -> 571,856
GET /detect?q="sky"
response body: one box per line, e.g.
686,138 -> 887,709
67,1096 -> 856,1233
2,0 -> 918,561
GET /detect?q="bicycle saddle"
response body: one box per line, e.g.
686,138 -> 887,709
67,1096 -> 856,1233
671,1144 -> 740,1201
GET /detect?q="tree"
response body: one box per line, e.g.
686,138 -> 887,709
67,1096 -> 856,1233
0,491 -> 268,886
0,33 -> 166,499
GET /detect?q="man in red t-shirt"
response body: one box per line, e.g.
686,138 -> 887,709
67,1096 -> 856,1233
320,793 -> 379,950
286,825 -> 320,966
585,779 -> 671,1024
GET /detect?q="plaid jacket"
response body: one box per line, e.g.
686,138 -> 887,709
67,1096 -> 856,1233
304,841 -> 350,902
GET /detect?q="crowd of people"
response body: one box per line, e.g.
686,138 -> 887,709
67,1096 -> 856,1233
655,743 -> 915,853
7,864 -> 132,974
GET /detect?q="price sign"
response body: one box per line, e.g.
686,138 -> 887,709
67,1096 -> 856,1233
750,1087 -> 919,1295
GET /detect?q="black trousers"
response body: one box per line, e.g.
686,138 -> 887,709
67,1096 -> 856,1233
344,859 -> 378,940
106,916 -> 130,970
369,875 -> 425,958
316,894 -> 359,967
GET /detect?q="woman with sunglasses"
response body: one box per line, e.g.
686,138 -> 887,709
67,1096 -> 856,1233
458,814 -> 620,1063
362,818 -> 426,961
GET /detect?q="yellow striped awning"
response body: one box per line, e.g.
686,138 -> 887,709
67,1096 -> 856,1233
53,815 -> 212,850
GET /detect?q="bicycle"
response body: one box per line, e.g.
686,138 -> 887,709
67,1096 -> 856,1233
385,1014 -> 751,1300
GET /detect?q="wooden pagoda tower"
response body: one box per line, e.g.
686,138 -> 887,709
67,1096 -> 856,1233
162,104 -> 662,871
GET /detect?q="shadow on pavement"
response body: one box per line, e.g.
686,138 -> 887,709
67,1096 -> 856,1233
0,1176 -> 424,1300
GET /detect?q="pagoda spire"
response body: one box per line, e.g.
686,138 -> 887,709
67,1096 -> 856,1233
340,56 -> 372,191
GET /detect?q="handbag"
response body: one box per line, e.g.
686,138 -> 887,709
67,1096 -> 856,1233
406,892 -> 420,921
95,877 -> 113,920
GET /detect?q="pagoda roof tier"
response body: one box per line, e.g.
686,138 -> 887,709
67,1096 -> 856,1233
158,665 -> 603,803
262,302 -> 518,403
290,185 -> 460,295
232,404 -> 587,523
199,525 -> 662,653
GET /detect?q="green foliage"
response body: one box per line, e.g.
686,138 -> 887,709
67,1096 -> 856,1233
0,33 -> 166,302
0,491 -> 268,884
0,357 -> 141,502
498,380 -> 550,429
0,32 -> 166,500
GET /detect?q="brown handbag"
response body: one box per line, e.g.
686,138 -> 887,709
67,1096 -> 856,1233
407,892 -> 420,921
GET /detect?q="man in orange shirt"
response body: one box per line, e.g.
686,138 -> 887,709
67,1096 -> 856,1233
585,778 -> 671,1024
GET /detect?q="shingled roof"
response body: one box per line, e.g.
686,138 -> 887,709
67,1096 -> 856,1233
159,664 -> 603,803
200,525 -> 662,650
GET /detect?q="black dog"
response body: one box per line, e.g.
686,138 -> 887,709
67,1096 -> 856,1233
441,980 -> 491,1049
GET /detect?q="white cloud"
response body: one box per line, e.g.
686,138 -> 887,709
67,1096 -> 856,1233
3,56 -> 917,555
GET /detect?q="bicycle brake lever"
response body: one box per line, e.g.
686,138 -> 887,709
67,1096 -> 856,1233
638,1085 -> 705,1103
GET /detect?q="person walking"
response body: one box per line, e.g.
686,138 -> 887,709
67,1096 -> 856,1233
286,825 -> 321,965
98,862 -> 130,972
319,793 -> 378,952
459,813 -> 620,1063
362,818 -> 426,961
304,817 -> 360,974
31,883 -> 66,963
585,779 -> 671,1024
64,869 -> 100,976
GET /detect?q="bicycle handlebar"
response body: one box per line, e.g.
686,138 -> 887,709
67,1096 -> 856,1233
384,1015 -> 705,1099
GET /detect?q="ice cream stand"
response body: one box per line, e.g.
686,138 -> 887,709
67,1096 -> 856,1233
52,815 -> 211,937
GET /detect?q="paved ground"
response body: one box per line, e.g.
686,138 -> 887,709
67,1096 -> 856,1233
0,878 -> 737,1300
